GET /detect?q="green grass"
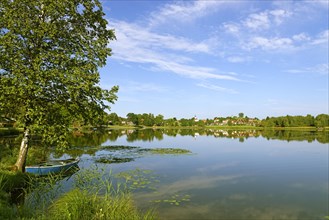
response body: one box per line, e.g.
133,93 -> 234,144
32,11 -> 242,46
0,167 -> 157,220
46,188 -> 155,220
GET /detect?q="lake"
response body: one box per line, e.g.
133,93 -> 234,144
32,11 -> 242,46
2,129 -> 329,219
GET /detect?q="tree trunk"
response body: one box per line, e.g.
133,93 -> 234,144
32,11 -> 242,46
14,128 -> 30,172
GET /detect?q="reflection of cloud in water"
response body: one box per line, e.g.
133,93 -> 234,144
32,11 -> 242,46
157,198 -> 312,220
234,206 -> 308,220
136,174 -> 243,200
290,182 -> 329,193
228,193 -> 252,201
162,175 -> 242,195
196,161 -> 239,173
133,173 -> 327,220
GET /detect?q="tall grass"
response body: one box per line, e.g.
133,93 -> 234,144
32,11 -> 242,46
47,188 -> 155,220
0,167 -> 157,220
40,167 -> 156,220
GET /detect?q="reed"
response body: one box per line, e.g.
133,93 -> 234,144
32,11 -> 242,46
0,167 -> 157,220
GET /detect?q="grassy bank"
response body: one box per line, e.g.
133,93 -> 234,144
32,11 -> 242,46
0,168 -> 156,220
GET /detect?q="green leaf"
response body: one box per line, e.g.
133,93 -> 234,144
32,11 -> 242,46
1,0 -> 118,170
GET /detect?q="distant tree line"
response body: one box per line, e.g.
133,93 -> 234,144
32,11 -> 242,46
260,114 -> 329,128
103,113 -> 329,128
2,112 -> 328,129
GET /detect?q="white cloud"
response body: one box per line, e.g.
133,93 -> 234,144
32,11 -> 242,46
158,61 -> 239,80
245,36 -> 293,51
285,63 -> 329,75
311,29 -> 329,45
307,0 -> 329,8
223,22 -> 240,36
149,1 -> 232,26
243,12 -> 270,30
243,9 -> 291,31
197,83 -> 238,94
122,82 -> 167,93
109,20 -> 239,81
220,8 -> 303,53
111,21 -> 211,54
227,56 -> 252,63
240,29 -> 327,52
292,33 -> 311,41
269,9 -> 292,25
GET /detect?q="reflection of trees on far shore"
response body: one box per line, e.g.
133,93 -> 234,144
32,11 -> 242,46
1,128 -> 328,162
104,128 -> 329,144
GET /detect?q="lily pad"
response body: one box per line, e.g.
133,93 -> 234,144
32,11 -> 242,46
102,145 -> 139,151
96,157 -> 134,164
149,148 -> 192,155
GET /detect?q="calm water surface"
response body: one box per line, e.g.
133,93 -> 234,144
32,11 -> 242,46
69,129 -> 328,220
3,129 -> 328,219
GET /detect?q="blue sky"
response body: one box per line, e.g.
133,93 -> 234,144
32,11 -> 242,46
99,0 -> 328,119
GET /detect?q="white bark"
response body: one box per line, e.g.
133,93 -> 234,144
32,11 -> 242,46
14,128 -> 30,172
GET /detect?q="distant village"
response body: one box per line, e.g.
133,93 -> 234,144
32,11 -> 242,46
1,112 -> 329,129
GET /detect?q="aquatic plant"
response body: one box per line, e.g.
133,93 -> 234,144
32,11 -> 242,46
116,168 -> 160,191
96,145 -> 193,165
153,194 -> 191,206
96,157 -> 134,164
149,148 -> 192,155
102,145 -> 139,151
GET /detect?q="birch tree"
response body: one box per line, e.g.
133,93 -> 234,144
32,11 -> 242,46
0,0 -> 118,171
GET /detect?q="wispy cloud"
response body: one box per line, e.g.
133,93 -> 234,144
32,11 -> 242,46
311,30 -> 329,45
285,63 -> 329,75
109,20 -> 240,81
110,21 -> 211,54
149,1 -> 238,27
197,82 -> 239,94
122,81 -> 168,93
227,56 -> 252,63
245,36 -> 294,51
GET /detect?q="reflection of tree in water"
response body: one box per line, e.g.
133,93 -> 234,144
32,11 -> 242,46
261,129 -> 329,143
126,129 -> 164,142
68,130 -> 110,147
1,129 -> 328,163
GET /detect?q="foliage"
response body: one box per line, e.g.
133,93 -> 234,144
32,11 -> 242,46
260,114 -> 329,128
126,113 -> 164,127
0,0 -> 118,151
109,112 -> 329,129
315,114 -> 329,128
105,113 -> 124,125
